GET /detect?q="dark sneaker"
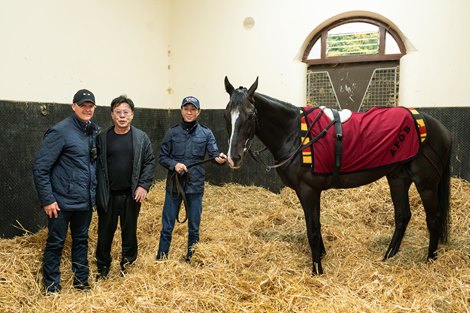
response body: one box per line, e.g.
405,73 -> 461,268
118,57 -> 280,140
96,266 -> 110,281
155,252 -> 168,262
120,262 -> 131,277
73,281 -> 91,291
44,284 -> 61,295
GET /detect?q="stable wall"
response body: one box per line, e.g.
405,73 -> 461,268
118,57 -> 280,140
0,0 -> 170,108
1,101 -> 469,238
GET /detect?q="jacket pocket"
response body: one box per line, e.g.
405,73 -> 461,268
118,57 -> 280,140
172,136 -> 187,157
192,136 -> 206,158
67,170 -> 88,202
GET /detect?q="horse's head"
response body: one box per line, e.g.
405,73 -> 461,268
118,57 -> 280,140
224,76 -> 258,169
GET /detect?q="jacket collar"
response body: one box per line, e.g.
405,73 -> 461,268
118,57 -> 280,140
180,120 -> 199,132
72,113 -> 94,134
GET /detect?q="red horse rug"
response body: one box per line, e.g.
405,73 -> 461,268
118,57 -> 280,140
300,106 -> 427,174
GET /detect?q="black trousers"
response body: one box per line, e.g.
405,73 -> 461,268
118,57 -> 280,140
96,192 -> 141,271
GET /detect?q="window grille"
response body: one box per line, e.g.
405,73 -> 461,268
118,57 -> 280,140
306,67 -> 399,112
359,67 -> 399,111
307,71 -> 341,109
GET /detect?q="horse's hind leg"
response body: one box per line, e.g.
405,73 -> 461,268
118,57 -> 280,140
384,174 -> 412,260
409,148 -> 449,260
415,180 -> 441,260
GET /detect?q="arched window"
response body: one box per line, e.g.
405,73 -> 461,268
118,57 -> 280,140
303,16 -> 406,112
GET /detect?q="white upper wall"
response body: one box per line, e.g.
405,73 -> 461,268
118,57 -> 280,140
169,0 -> 470,109
0,0 -> 170,108
1,0 -> 469,109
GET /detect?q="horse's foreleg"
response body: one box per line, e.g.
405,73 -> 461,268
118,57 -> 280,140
297,188 -> 323,275
384,175 -> 412,260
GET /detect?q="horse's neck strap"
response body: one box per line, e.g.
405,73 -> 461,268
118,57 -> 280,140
300,107 -> 343,186
258,108 -> 325,171
301,108 -> 332,149
248,107 -> 337,172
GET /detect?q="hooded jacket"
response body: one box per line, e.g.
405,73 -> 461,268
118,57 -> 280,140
33,114 -> 99,211
96,125 -> 156,212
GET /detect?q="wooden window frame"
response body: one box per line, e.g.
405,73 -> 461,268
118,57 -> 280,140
303,17 -> 406,65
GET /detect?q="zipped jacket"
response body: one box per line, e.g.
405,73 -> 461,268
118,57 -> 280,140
159,122 -> 220,194
33,114 -> 99,211
96,125 -> 156,212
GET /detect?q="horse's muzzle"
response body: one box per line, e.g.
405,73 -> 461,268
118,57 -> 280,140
227,157 -> 241,169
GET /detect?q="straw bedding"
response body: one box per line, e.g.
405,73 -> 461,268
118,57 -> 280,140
1,178 -> 469,312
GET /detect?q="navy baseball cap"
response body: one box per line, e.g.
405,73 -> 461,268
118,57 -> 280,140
73,89 -> 95,106
181,96 -> 200,109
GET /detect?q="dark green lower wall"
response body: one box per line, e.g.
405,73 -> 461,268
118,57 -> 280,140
1,101 -> 468,238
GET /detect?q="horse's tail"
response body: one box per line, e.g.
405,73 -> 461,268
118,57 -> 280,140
438,144 -> 451,244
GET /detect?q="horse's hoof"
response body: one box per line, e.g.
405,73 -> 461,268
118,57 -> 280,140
383,246 -> 398,260
427,250 -> 438,261
312,262 -> 323,275
383,252 -> 394,261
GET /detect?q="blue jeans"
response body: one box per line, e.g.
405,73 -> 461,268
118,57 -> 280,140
43,210 -> 92,292
157,191 -> 203,259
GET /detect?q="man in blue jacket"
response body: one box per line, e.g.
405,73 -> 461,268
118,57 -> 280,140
156,96 -> 226,263
33,89 -> 99,293
95,95 -> 156,280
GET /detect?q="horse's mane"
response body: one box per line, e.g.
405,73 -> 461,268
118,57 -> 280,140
254,92 -> 299,117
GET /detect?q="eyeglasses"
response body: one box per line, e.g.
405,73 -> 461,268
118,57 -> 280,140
113,110 -> 132,116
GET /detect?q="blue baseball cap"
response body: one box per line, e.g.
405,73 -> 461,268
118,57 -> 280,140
181,96 -> 200,109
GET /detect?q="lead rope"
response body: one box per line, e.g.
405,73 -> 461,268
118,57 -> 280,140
169,156 -> 219,223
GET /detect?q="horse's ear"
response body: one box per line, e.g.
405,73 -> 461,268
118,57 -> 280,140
225,76 -> 235,96
247,77 -> 258,98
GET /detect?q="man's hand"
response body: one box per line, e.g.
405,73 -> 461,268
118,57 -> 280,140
174,162 -> 188,174
215,152 -> 227,164
43,202 -> 60,218
134,186 -> 148,203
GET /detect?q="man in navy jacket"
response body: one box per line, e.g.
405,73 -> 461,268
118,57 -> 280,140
33,89 -> 99,293
156,96 -> 226,262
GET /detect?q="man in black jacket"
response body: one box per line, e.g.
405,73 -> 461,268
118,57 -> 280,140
33,89 -> 99,293
95,95 -> 156,280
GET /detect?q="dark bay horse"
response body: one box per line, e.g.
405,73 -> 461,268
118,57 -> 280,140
224,76 -> 452,275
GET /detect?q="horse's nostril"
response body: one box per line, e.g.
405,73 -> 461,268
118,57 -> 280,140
232,154 -> 242,162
